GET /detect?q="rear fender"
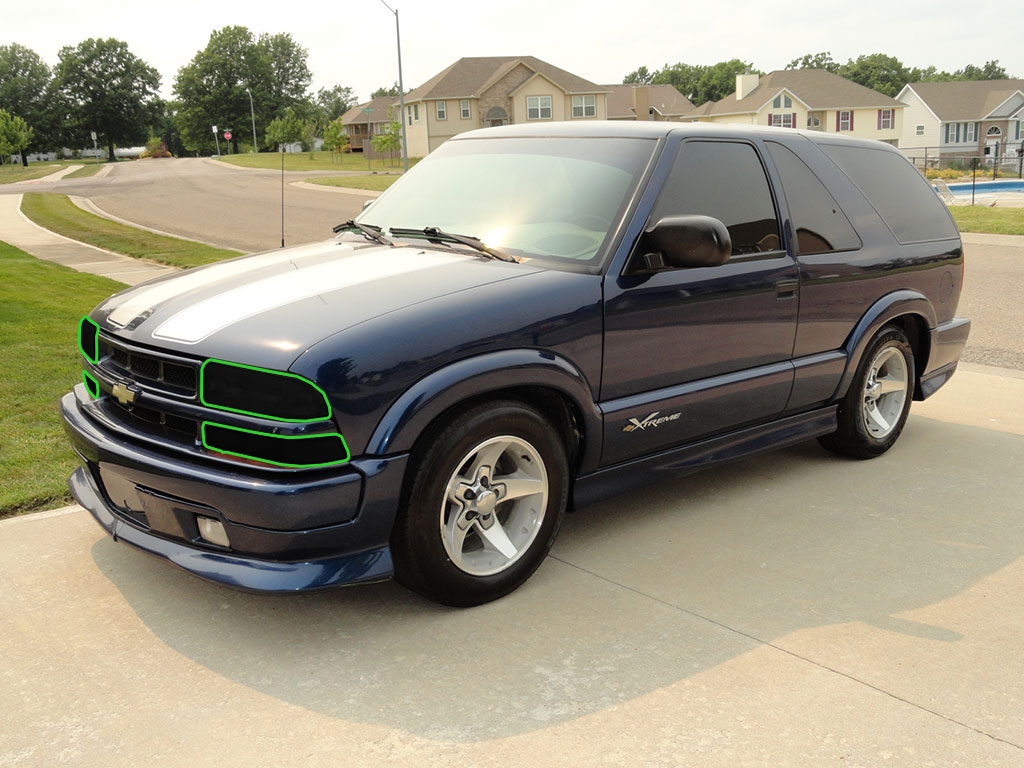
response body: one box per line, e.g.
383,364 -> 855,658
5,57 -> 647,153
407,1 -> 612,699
834,290 -> 936,400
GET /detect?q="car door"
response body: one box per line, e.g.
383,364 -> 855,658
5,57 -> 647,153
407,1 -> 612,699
601,138 -> 799,466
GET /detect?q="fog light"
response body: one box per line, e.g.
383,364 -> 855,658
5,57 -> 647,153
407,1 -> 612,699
197,516 -> 230,547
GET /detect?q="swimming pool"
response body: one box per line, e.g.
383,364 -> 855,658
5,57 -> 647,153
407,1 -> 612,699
948,179 -> 1024,194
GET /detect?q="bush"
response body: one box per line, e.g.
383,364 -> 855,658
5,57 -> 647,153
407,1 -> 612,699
925,168 -> 963,179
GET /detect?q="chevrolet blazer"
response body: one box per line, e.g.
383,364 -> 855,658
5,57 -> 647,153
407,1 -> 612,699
63,122 -> 970,606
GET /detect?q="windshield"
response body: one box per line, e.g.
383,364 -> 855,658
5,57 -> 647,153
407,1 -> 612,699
356,136 -> 656,268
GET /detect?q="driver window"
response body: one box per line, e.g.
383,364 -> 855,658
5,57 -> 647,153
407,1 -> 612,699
650,141 -> 782,257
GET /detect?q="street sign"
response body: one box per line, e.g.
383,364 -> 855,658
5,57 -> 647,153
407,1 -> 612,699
224,131 -> 232,140
90,131 -> 97,141
212,125 -> 218,133
362,108 -> 374,113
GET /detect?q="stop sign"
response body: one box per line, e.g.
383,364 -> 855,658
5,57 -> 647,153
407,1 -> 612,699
224,131 -> 232,140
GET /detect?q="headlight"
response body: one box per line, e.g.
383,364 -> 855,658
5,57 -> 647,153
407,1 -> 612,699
79,316 -> 100,364
200,359 -> 332,422
201,422 -> 351,468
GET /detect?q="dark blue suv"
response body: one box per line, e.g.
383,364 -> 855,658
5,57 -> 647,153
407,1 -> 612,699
62,122 -> 970,605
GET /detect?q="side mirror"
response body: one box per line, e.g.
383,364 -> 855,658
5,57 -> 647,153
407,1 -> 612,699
630,215 -> 731,273
362,199 -> 375,211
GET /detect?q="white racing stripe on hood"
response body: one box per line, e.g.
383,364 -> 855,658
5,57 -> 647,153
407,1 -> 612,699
152,249 -> 461,344
106,242 -> 353,328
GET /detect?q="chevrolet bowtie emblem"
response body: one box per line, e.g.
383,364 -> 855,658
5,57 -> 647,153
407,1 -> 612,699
111,383 -> 138,405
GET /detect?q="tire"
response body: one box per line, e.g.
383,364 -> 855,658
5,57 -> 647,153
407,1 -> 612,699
819,326 -> 915,459
391,400 -> 569,607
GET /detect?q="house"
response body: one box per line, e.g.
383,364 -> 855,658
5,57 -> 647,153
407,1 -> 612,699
896,80 -> 1024,166
340,95 -> 400,151
682,70 -> 904,144
400,56 -> 610,156
604,84 -> 694,121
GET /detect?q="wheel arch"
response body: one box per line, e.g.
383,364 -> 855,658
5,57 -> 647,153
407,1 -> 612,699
365,350 -> 603,474
835,290 -> 935,401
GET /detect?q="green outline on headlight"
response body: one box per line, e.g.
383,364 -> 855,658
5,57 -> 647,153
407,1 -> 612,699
82,370 -> 100,399
78,316 -> 100,364
201,421 -> 351,468
199,358 -> 332,423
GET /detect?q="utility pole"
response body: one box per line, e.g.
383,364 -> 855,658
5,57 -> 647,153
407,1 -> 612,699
380,0 -> 409,172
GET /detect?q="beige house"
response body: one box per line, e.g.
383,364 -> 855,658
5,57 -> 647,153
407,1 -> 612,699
340,95 -> 399,151
896,80 -> 1024,165
399,56 -> 610,156
605,84 -> 694,121
683,70 -> 904,144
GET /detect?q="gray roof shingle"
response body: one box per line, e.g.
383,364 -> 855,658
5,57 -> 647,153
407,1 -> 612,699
405,56 -> 607,101
699,70 -> 903,116
604,84 -> 694,118
902,80 -> 1024,121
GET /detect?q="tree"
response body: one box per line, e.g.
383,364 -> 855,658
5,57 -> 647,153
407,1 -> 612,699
0,43 -> 55,164
174,26 -> 311,154
623,66 -> 654,85
371,112 -> 401,165
371,82 -> 400,99
0,109 -> 34,163
265,109 -> 303,149
52,38 -> 159,162
690,60 -> 759,104
836,54 -> 912,98
315,85 -> 356,131
785,52 -> 840,72
953,60 -> 1009,80
322,117 -> 349,155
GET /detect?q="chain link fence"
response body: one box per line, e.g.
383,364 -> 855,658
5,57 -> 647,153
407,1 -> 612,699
905,149 -> 1024,208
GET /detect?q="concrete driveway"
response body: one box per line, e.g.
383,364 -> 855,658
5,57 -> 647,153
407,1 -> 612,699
2,365 -> 1022,766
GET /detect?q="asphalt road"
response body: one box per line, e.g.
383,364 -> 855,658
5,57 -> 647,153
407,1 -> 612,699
15,157 -> 367,254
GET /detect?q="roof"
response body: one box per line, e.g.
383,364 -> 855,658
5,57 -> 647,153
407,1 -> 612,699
698,70 -> 904,117
404,56 -> 607,101
604,84 -> 694,118
340,95 -> 398,126
901,80 -> 1024,121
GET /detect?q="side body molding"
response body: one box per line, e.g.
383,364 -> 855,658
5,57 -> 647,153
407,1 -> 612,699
366,349 -> 604,472
833,289 -> 936,401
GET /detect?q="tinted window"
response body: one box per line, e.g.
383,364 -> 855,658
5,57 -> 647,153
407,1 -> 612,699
651,141 -> 781,256
821,144 -> 958,244
766,141 -> 861,255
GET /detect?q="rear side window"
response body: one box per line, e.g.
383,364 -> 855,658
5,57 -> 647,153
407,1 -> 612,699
766,141 -> 860,255
651,141 -> 781,256
821,144 -> 958,243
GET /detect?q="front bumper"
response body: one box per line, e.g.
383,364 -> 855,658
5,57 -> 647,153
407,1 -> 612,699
61,389 -> 408,593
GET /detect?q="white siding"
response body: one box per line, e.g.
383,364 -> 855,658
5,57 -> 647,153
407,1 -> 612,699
897,88 -> 941,156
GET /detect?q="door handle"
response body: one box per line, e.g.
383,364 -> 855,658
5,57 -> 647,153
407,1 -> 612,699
776,280 -> 798,300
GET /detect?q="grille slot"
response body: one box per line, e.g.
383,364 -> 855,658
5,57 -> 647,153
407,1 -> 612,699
98,336 -> 198,396
109,399 -> 199,444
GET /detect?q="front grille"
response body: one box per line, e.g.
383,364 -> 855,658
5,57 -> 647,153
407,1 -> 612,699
98,335 -> 198,397
109,399 -> 199,445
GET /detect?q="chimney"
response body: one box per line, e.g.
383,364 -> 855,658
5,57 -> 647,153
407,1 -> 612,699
633,86 -> 652,121
736,73 -> 759,100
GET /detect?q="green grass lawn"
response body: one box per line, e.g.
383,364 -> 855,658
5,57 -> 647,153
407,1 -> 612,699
950,206 -> 1024,236
218,150 -> 411,173
307,174 -> 399,192
0,158 -> 111,184
20,193 -> 241,268
0,241 -> 124,517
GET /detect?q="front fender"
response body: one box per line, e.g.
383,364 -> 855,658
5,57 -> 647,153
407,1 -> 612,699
365,349 -> 603,472
834,290 -> 936,400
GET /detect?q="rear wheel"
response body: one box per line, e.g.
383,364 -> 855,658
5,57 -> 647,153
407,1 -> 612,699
391,400 -> 568,606
819,326 -> 915,459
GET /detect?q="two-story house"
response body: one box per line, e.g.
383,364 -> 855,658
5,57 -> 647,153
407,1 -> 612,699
340,95 -> 401,151
897,80 -> 1024,166
398,56 -> 609,156
682,70 -> 904,144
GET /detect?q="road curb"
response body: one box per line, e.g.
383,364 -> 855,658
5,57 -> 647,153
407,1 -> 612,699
0,504 -> 82,526
290,180 -> 382,198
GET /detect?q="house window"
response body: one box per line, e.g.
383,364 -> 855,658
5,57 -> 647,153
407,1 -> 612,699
838,110 -> 852,131
414,104 -> 419,121
460,99 -> 470,119
407,106 -> 412,126
572,94 -> 596,118
527,95 -> 552,120
769,113 -> 794,128
1015,119 -> 1021,141
965,122 -> 976,142
436,101 -> 446,120
878,109 -> 894,130
772,93 -> 792,109
987,126 -> 1001,136
915,124 -> 924,136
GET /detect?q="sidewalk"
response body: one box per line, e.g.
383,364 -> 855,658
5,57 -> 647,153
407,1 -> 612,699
0,193 -> 176,286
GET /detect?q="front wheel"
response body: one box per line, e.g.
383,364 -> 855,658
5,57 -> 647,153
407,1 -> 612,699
819,326 -> 915,459
391,400 -> 568,606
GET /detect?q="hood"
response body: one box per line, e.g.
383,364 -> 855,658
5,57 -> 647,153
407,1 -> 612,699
93,238 -> 542,370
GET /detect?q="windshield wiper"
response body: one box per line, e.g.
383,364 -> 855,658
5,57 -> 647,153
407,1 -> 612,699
389,226 -> 518,263
332,219 -> 392,246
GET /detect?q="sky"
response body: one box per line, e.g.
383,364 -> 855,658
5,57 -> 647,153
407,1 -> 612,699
6,0 -> 1023,104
